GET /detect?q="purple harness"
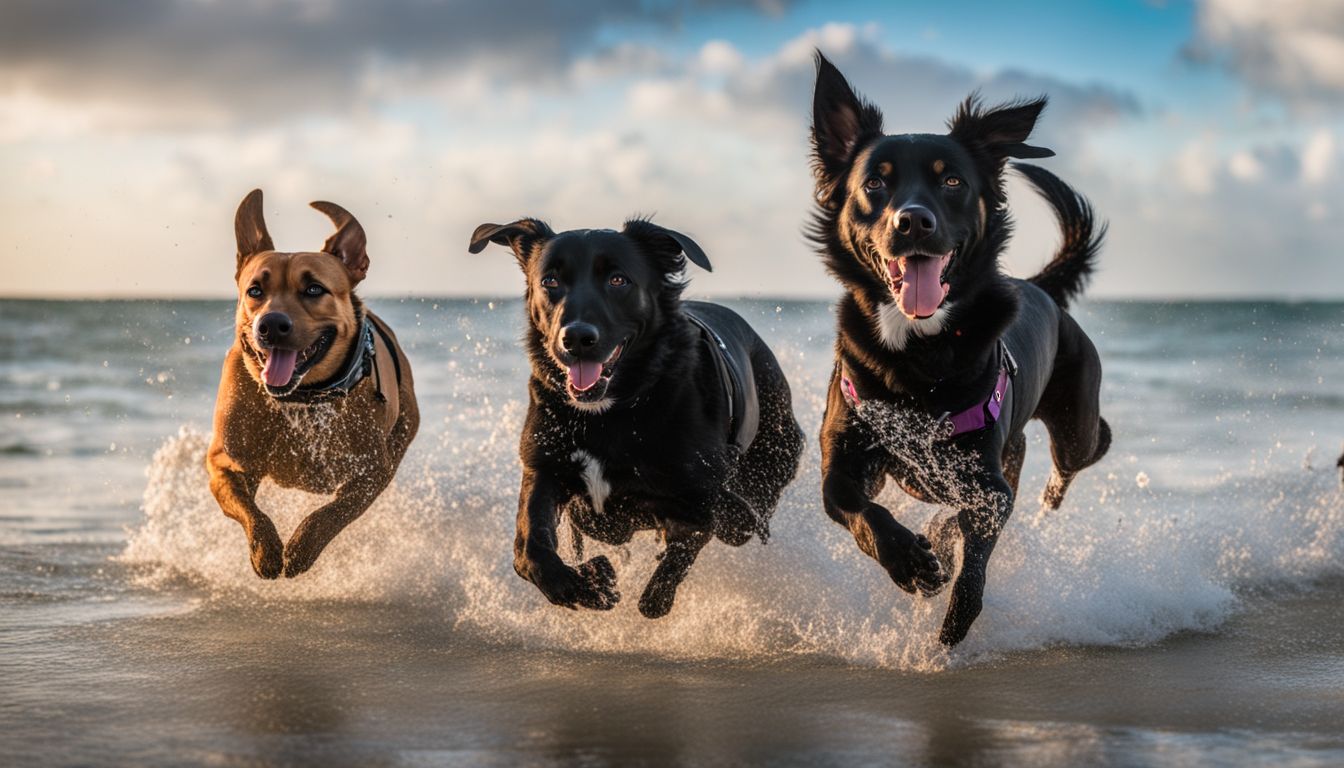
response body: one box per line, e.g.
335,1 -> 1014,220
841,341 -> 1016,440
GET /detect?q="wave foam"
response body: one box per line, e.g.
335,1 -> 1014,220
122,404 -> 1344,670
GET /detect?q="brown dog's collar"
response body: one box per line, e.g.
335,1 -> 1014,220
271,316 -> 376,404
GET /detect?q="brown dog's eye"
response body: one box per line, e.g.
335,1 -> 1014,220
864,176 -> 884,191
944,176 -> 963,188
609,274 -> 629,288
541,275 -> 559,289
303,284 -> 326,297
246,285 -> 263,299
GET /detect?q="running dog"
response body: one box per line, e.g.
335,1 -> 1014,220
809,53 -> 1111,645
208,190 -> 419,579
470,218 -> 803,617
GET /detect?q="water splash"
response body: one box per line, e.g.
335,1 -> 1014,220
120,388 -> 1344,671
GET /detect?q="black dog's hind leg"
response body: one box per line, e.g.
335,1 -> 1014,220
1039,313 -> 1110,511
639,521 -> 711,618
939,474 -> 1015,647
721,371 -> 805,546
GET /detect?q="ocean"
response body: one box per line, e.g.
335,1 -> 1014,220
2,297 -> 1343,766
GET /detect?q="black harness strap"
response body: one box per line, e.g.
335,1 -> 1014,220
685,310 -> 759,453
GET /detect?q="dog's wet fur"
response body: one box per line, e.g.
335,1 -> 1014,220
207,190 -> 419,579
809,52 -> 1111,645
470,218 -> 803,617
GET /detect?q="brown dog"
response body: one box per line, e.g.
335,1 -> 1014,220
207,189 -> 419,579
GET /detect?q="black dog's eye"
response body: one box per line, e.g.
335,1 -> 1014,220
541,275 -> 559,290
246,284 -> 263,299
303,284 -> 326,297
864,176 -> 884,191
609,274 -> 629,288
943,176 -> 963,188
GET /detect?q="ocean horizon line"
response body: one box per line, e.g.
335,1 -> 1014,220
5,293 -> 1344,305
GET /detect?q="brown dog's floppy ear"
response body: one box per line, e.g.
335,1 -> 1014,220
468,219 -> 554,269
310,200 -> 369,284
622,218 -> 712,273
234,189 -> 275,275
811,50 -> 885,210
948,94 -> 1054,161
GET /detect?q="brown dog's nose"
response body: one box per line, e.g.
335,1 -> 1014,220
255,312 -> 293,342
561,322 -> 599,355
894,205 -> 937,239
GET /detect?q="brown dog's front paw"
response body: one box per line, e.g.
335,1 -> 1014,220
248,519 -> 284,580
281,538 -> 319,579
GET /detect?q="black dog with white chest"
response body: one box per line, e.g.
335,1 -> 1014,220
470,218 -> 803,618
809,53 -> 1112,646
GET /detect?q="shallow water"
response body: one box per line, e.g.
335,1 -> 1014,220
3,298 -> 1344,766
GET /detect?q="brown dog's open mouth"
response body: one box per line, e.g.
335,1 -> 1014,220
886,248 -> 956,320
253,328 -> 336,395
564,341 -> 625,403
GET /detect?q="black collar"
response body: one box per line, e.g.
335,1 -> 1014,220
271,316 -> 375,404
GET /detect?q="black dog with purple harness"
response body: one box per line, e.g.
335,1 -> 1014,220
810,52 -> 1112,646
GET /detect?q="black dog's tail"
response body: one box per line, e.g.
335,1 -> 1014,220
1016,163 -> 1106,309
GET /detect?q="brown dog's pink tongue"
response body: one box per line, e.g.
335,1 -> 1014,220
263,348 -> 298,387
898,256 -> 951,319
568,361 -> 602,392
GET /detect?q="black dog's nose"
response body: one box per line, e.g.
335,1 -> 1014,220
894,205 -> 937,238
560,322 -> 600,354
256,312 -> 293,341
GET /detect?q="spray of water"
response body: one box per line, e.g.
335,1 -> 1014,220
120,366 -> 1344,670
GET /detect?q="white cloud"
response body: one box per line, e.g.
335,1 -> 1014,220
3,15 -> 1344,299
1176,140 -> 1217,194
1191,0 -> 1344,106
1227,149 -> 1263,181
697,40 -> 745,76
1301,129 -> 1336,184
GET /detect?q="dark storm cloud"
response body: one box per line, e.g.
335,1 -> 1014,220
0,0 -> 791,123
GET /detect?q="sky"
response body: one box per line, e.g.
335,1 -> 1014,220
1,0 -> 1341,299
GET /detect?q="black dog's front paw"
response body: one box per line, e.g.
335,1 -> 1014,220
711,489 -> 758,547
518,553 -> 620,611
854,510 -> 946,595
573,555 -> 620,610
919,516 -> 962,597
939,559 -> 986,647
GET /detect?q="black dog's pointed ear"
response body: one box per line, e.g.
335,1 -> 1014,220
811,51 -> 884,210
949,94 -> 1053,161
1004,143 -> 1055,159
310,200 -> 370,285
622,218 -> 712,273
234,189 -> 274,275
468,219 -> 554,268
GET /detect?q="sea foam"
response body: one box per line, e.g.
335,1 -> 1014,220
120,385 -> 1344,671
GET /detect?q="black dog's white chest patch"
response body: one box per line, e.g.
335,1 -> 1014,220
571,449 -> 611,515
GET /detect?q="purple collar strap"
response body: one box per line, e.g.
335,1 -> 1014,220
840,344 -> 1014,440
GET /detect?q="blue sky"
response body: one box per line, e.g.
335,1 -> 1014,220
1,0 -> 1340,298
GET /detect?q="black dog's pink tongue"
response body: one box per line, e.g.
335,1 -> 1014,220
568,361 -> 602,392
263,348 -> 298,387
898,255 -> 951,319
